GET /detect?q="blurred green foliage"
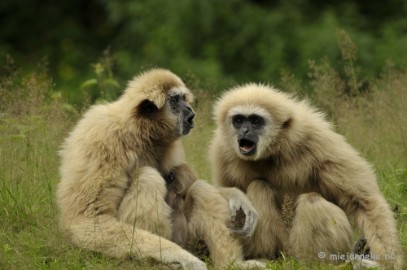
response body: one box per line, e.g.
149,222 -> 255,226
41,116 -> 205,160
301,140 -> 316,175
1,0 -> 407,103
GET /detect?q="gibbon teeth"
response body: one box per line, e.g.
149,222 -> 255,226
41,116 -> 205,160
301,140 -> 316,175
239,139 -> 255,153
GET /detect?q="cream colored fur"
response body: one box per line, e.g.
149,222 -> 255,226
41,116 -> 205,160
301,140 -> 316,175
209,84 -> 403,269
57,69 -> 262,270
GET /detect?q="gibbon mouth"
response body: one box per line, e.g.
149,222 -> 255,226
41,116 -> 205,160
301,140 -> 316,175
239,139 -> 256,155
185,112 -> 195,128
186,116 -> 194,128
182,118 -> 195,135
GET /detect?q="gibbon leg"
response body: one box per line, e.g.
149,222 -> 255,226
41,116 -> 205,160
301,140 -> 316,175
345,195 -> 404,269
65,166 -> 207,269
68,215 -> 206,270
186,180 -> 243,268
118,166 -> 173,240
289,192 -> 352,262
245,180 -> 288,259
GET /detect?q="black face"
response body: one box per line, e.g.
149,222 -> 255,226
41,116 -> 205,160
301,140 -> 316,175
169,93 -> 195,136
232,114 -> 265,156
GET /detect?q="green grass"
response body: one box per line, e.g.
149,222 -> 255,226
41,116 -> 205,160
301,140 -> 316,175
0,61 -> 406,270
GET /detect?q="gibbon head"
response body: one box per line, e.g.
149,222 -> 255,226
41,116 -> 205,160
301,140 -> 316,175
120,69 -> 195,139
213,84 -> 296,160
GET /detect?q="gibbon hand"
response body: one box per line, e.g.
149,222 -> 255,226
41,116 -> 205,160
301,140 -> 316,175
227,188 -> 258,237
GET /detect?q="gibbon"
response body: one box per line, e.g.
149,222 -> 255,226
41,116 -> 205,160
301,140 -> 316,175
209,84 -> 403,269
56,69 -> 263,270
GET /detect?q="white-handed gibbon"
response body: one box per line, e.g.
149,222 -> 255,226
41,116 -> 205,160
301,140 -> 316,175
57,69 -> 263,270
209,84 -> 403,269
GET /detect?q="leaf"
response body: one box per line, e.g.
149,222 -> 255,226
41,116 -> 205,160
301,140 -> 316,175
80,79 -> 98,89
103,78 -> 120,88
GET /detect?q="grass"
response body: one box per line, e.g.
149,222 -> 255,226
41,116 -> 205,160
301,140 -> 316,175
0,54 -> 406,270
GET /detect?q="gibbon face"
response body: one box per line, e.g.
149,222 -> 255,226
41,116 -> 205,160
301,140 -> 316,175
214,84 -> 294,160
168,88 -> 195,136
121,69 -> 195,140
137,87 -> 195,137
228,106 -> 273,160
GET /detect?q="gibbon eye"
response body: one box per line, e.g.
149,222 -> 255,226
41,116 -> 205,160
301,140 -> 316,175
170,94 -> 180,104
169,94 -> 181,111
138,99 -> 158,116
232,115 -> 245,128
249,115 -> 265,127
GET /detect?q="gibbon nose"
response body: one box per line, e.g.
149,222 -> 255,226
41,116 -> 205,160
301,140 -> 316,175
239,124 -> 251,136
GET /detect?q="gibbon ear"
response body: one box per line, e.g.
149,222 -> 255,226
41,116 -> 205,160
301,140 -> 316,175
282,118 -> 292,129
138,99 -> 158,116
